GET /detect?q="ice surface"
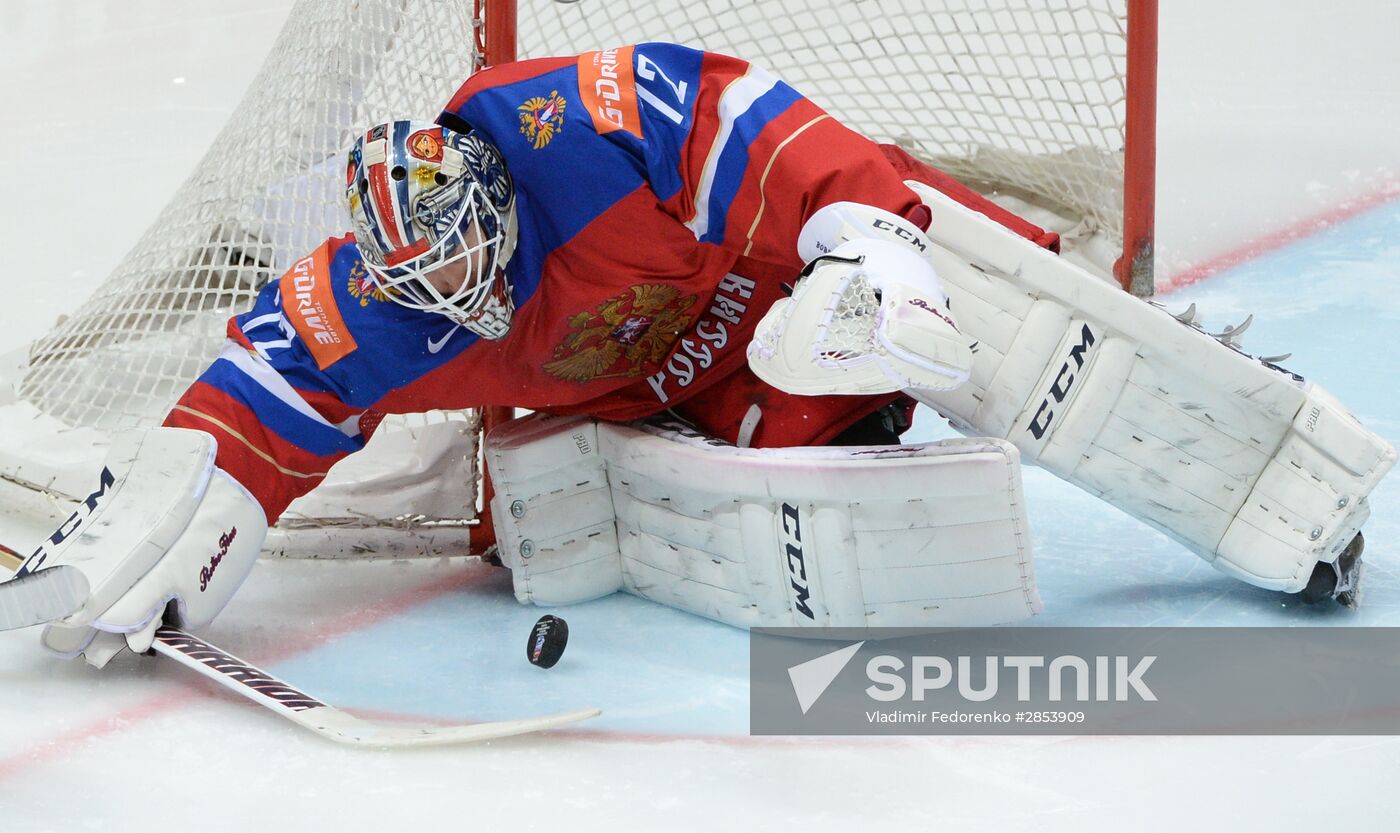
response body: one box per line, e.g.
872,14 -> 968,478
1,2 -> 1399,831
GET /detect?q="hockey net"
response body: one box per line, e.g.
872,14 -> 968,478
0,0 -> 1155,559
518,0 -> 1156,291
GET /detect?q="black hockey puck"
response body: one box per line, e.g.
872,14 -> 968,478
1296,532 -> 1365,607
527,614 -> 569,669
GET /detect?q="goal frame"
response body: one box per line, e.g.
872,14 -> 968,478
483,0 -> 1158,295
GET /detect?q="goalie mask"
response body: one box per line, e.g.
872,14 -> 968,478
346,120 -> 518,339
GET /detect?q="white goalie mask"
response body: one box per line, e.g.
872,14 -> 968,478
346,120 -> 518,339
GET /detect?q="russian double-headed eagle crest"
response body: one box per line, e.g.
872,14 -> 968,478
544,285 -> 699,383
519,90 -> 567,150
347,260 -> 391,307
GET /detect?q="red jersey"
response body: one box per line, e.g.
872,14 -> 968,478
164,44 -> 1052,521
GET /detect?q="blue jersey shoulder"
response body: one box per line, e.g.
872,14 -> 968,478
234,237 -> 477,408
437,55 -> 653,310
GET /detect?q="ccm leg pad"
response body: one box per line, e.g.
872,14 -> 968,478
488,413 -> 1040,627
905,182 -> 1396,594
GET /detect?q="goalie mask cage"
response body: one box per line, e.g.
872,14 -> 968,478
0,0 -> 1156,559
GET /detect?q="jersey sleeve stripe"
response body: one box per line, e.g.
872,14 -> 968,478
168,389 -> 350,522
292,384 -> 370,427
698,82 -> 804,246
740,113 -> 832,257
199,349 -> 364,458
168,403 -> 331,480
684,65 -> 782,242
218,345 -> 363,438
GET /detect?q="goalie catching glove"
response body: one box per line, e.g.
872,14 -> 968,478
15,428 -> 266,668
748,202 -> 973,396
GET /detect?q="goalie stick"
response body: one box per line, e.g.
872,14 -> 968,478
0,543 -> 601,747
149,626 -> 601,746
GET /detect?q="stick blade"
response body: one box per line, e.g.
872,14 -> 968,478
0,565 -> 89,631
312,706 -> 603,747
149,626 -> 601,749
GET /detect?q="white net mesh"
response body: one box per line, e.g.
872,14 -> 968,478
20,0 -> 478,432
519,0 -> 1131,258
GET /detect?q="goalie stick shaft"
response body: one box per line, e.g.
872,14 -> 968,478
0,544 -> 600,746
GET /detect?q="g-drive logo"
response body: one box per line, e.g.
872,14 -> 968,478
788,642 -> 1157,714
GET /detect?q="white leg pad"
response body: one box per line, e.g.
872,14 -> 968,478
485,416 -> 624,606
487,414 -> 1040,627
908,181 -> 1397,592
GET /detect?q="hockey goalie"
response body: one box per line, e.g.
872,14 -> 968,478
4,43 -> 1392,667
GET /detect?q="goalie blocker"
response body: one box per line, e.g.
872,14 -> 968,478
6,428 -> 268,667
486,413 -> 1041,628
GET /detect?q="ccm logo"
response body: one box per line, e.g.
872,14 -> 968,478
1028,324 -> 1098,441
19,466 -> 117,577
779,503 -> 815,620
871,218 -> 927,253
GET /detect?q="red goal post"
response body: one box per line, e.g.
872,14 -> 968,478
1120,0 -> 1159,296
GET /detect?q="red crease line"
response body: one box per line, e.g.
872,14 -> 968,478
1159,178 -> 1400,295
0,562 -> 497,777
